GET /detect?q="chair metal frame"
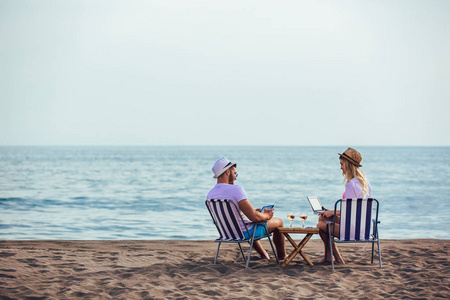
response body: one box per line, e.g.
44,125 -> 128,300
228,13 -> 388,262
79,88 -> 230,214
205,199 -> 279,269
326,198 -> 382,270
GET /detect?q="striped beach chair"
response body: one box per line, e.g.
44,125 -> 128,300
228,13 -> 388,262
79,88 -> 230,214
205,199 -> 278,269
326,198 -> 381,270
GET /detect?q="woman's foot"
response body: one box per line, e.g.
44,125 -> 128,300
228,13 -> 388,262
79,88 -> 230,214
318,256 -> 332,264
332,248 -> 345,264
318,255 -> 346,264
334,255 -> 345,264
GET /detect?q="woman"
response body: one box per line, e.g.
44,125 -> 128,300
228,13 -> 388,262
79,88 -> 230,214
317,147 -> 372,264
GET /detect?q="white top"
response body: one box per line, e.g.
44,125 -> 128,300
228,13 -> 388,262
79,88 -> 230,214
344,178 -> 372,199
207,183 -> 251,231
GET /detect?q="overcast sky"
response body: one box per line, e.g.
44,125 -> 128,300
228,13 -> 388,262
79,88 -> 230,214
1,0 -> 449,146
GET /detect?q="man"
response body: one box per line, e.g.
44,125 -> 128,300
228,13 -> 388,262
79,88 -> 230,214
207,157 -> 286,260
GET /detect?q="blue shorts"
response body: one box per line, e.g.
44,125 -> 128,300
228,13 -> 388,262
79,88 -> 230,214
244,224 -> 267,239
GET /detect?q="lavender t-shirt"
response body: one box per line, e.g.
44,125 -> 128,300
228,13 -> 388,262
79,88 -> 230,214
207,183 -> 251,230
344,178 -> 372,199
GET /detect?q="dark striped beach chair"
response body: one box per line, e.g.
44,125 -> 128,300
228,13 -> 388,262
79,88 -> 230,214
205,199 -> 278,269
327,198 -> 382,270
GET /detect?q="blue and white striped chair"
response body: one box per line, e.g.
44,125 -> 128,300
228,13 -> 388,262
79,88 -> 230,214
205,199 -> 278,269
327,198 -> 381,270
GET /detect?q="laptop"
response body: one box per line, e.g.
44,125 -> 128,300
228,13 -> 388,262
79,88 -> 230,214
307,196 -> 325,214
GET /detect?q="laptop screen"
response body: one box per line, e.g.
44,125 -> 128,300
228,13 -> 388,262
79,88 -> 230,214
308,196 -> 322,211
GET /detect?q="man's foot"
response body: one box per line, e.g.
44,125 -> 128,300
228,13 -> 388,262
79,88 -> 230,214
277,254 -> 288,261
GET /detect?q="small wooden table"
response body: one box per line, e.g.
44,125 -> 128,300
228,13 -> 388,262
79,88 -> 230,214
278,227 -> 319,267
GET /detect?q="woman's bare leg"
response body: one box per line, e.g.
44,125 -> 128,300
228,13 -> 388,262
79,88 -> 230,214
330,225 -> 345,264
317,216 -> 345,264
317,221 -> 332,263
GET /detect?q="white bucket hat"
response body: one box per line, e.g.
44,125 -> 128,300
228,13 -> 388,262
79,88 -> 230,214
212,157 -> 236,178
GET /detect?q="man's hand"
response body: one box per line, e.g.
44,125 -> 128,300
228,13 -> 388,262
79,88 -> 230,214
264,208 -> 274,220
239,199 -> 274,222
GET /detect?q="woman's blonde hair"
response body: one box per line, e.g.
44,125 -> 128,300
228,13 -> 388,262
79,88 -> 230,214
341,158 -> 369,197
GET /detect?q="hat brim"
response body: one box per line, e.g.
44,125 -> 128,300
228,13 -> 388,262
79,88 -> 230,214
338,153 -> 362,167
213,163 -> 236,178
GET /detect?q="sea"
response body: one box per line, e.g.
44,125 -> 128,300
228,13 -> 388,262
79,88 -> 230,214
1,146 -> 449,240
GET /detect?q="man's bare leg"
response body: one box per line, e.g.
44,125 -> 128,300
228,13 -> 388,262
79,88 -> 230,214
252,241 -> 270,259
267,217 -> 287,260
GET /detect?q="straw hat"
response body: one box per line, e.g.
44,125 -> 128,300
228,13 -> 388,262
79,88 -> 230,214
212,157 -> 236,178
338,148 -> 363,167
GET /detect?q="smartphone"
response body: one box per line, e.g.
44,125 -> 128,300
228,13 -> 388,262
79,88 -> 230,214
260,205 -> 274,212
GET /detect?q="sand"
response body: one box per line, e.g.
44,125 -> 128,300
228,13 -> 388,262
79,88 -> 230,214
0,239 -> 449,299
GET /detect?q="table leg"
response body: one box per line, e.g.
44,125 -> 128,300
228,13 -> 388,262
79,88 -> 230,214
282,233 -> 314,267
282,233 -> 298,267
285,233 -> 299,249
298,234 -> 314,266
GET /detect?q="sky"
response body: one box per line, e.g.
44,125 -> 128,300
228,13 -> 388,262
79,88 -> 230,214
1,0 -> 449,146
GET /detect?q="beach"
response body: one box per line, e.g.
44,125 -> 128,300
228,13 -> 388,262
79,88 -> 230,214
0,239 -> 449,299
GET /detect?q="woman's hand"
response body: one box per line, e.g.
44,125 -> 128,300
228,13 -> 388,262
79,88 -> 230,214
321,210 -> 334,218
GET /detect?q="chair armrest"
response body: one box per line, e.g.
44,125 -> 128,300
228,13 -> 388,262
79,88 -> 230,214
245,221 -> 268,225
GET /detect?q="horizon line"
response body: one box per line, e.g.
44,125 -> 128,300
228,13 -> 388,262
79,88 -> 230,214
0,144 -> 449,148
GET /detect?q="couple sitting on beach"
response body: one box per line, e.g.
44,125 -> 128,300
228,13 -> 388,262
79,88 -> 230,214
206,147 -> 372,264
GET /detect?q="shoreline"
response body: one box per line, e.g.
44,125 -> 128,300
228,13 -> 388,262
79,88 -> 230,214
1,239 -> 449,299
